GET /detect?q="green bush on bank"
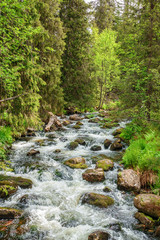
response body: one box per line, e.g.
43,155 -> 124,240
122,130 -> 160,187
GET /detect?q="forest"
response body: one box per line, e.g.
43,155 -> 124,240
0,0 -> 160,239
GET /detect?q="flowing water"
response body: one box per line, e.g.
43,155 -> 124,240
1,114 -> 157,239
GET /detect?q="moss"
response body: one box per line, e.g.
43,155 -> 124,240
96,160 -> 113,171
83,193 -> 114,208
64,161 -> 88,169
0,175 -> 32,189
73,125 -> 81,129
75,138 -> 86,145
68,141 -> 79,150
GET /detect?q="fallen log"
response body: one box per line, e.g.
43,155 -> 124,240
45,112 -> 62,132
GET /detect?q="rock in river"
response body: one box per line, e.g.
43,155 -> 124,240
96,159 -> 114,171
64,157 -> 88,169
134,194 -> 160,218
88,231 -> 110,240
117,169 -> 141,192
69,114 -> 82,121
0,207 -> 23,219
82,169 -> 105,182
134,212 -> 155,229
27,149 -> 40,156
0,175 -> 33,189
90,145 -> 102,151
82,193 -> 114,208
68,141 -> 79,150
110,139 -> 123,151
104,139 -> 112,149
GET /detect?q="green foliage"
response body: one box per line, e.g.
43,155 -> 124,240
120,122 -> 143,141
60,0 -> 96,110
122,131 -> 160,179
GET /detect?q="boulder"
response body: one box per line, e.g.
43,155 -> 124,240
90,145 -> 102,151
64,157 -> 88,169
45,133 -> 56,138
82,193 -> 114,208
102,122 -> 119,129
134,194 -> 160,218
75,138 -> 86,146
68,141 -> 79,150
54,149 -> 61,153
0,208 -> 23,219
0,175 -> 32,189
88,231 -> 110,240
88,118 -> 100,123
91,154 -> 108,164
82,169 -> 105,182
134,212 -> 155,229
69,114 -> 82,121
96,159 -> 114,171
103,186 -> 111,192
117,169 -> 141,192
76,121 -> 83,125
62,120 -> 71,126
112,128 -> 124,136
27,149 -> 40,156
73,124 -> 81,129
110,139 -> 123,151
104,139 -> 112,149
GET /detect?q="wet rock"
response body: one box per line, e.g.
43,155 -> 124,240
102,122 -> 119,129
88,118 -> 100,123
110,139 -> 123,151
109,223 -> 122,232
62,120 -> 71,126
0,182 -> 18,198
88,231 -> 110,240
68,141 -> 79,150
134,212 -> 155,228
27,149 -> 40,156
76,121 -> 83,125
90,145 -> 102,151
64,157 -> 88,169
75,138 -> 86,146
45,133 -> 56,138
0,208 -> 23,219
104,139 -> 112,149
117,169 -> 141,192
103,186 -> 112,192
96,159 -> 114,171
0,175 -> 32,189
34,139 -> 45,146
73,124 -> 81,129
54,149 -> 61,153
27,128 -> 36,137
134,194 -> 160,218
82,193 -> 114,208
91,154 -> 108,164
82,169 -> 105,182
69,114 -> 82,121
112,128 -> 124,136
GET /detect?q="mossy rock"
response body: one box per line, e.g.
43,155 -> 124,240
88,118 -> 100,123
76,121 -> 83,125
112,128 -> 124,136
134,212 -> 155,229
91,154 -> 109,164
90,145 -> 102,151
96,159 -> 114,171
101,122 -> 119,129
64,157 -> 88,169
75,138 -> 86,146
68,141 -> 79,150
104,139 -> 112,149
0,207 -> 23,219
0,175 -> 32,189
103,186 -> 112,192
73,124 -> 81,129
82,169 -> 105,182
82,193 -> 114,208
88,231 -> 110,240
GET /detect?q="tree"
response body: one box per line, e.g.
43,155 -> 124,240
0,0 -> 44,134
35,0 -> 65,115
94,0 -> 115,32
117,0 -> 160,121
92,27 -> 120,108
60,0 -> 96,110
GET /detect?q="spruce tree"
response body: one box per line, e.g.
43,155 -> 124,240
60,0 -> 96,110
35,0 -> 65,115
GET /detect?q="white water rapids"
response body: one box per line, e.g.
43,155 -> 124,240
1,114 -> 156,239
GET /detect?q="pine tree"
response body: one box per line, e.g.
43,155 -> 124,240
35,0 -> 65,115
60,0 -> 96,110
94,0 -> 115,32
117,0 -> 160,121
